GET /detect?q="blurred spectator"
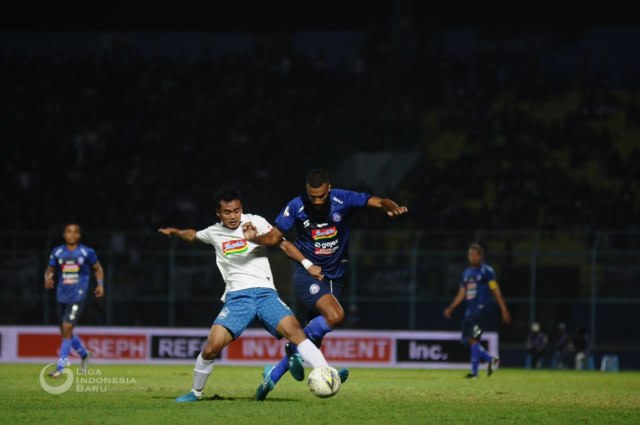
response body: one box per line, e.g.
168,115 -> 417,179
526,322 -> 548,369
551,322 -> 571,369
573,325 -> 591,370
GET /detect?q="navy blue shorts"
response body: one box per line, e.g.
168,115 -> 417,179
461,309 -> 492,344
57,302 -> 85,325
293,265 -> 343,313
213,287 -> 294,339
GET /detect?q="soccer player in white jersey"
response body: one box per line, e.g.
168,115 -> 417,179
158,188 -> 332,402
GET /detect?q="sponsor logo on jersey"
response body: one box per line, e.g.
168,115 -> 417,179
222,239 -> 249,256
311,226 -> 337,240
466,282 -> 477,300
62,262 -> 80,285
332,196 -> 344,205
283,206 -> 290,217
62,264 -> 80,273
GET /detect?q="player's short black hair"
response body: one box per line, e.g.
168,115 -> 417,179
63,222 -> 81,233
468,243 -> 484,256
215,188 -> 242,209
306,169 -> 330,188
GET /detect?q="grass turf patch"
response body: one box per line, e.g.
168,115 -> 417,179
1,364 -> 638,424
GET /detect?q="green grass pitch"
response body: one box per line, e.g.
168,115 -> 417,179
2,364 -> 639,424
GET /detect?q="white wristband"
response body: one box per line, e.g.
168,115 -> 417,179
301,259 -> 314,270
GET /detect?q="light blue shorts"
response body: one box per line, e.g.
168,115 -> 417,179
213,287 -> 294,339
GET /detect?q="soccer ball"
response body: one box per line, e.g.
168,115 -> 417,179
307,366 -> 341,398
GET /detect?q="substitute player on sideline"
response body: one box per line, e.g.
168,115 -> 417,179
243,169 -> 408,400
44,223 -> 104,377
158,188 -> 334,402
443,243 -> 511,378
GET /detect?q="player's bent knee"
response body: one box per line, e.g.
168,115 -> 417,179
61,322 -> 74,337
325,310 -> 344,328
201,340 -> 225,360
201,346 -> 220,360
277,317 -> 307,344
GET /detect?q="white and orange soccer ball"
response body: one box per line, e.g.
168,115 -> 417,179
307,366 -> 341,398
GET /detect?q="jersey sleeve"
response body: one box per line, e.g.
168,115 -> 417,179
48,249 -> 57,267
344,189 -> 372,208
196,227 -> 214,245
274,200 -> 297,232
485,266 -> 497,282
87,248 -> 98,265
486,267 -> 498,289
250,215 -> 274,236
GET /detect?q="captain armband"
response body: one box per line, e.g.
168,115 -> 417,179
489,280 -> 499,290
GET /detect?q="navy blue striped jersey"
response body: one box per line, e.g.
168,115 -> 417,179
48,244 -> 98,303
275,188 -> 371,280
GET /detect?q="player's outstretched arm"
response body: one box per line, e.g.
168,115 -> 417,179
44,266 -> 55,289
490,283 -> 511,324
443,287 -> 466,318
366,196 -> 408,217
278,240 -> 324,280
93,261 -> 105,298
158,228 -> 199,243
242,224 -> 285,247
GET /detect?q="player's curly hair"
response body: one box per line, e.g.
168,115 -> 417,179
306,169 -> 330,188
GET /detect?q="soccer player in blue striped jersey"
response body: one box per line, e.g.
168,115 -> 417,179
44,223 -> 104,377
243,169 -> 408,400
444,243 -> 511,378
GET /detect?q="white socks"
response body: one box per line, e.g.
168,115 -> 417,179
296,339 -> 329,368
192,352 -> 215,394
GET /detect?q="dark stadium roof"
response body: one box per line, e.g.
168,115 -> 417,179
2,0 -> 638,31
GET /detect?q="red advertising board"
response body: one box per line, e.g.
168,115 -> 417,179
320,337 -> 392,362
226,336 -> 287,361
225,335 -> 392,363
1,327 -> 497,368
18,333 -> 147,359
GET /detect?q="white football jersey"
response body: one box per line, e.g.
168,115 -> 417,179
196,213 -> 276,301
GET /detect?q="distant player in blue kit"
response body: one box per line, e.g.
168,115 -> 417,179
243,169 -> 408,400
44,223 -> 104,377
443,243 -> 511,378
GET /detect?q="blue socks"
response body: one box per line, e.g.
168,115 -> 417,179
470,342 -> 493,375
269,356 -> 290,383
57,338 -> 72,371
57,335 -> 88,371
71,334 -> 88,358
269,316 -> 333,384
304,316 -> 333,343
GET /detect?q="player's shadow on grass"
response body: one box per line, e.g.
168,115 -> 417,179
205,394 -> 299,402
155,394 -> 298,402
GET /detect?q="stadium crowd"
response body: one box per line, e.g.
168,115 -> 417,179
2,28 -> 638,234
